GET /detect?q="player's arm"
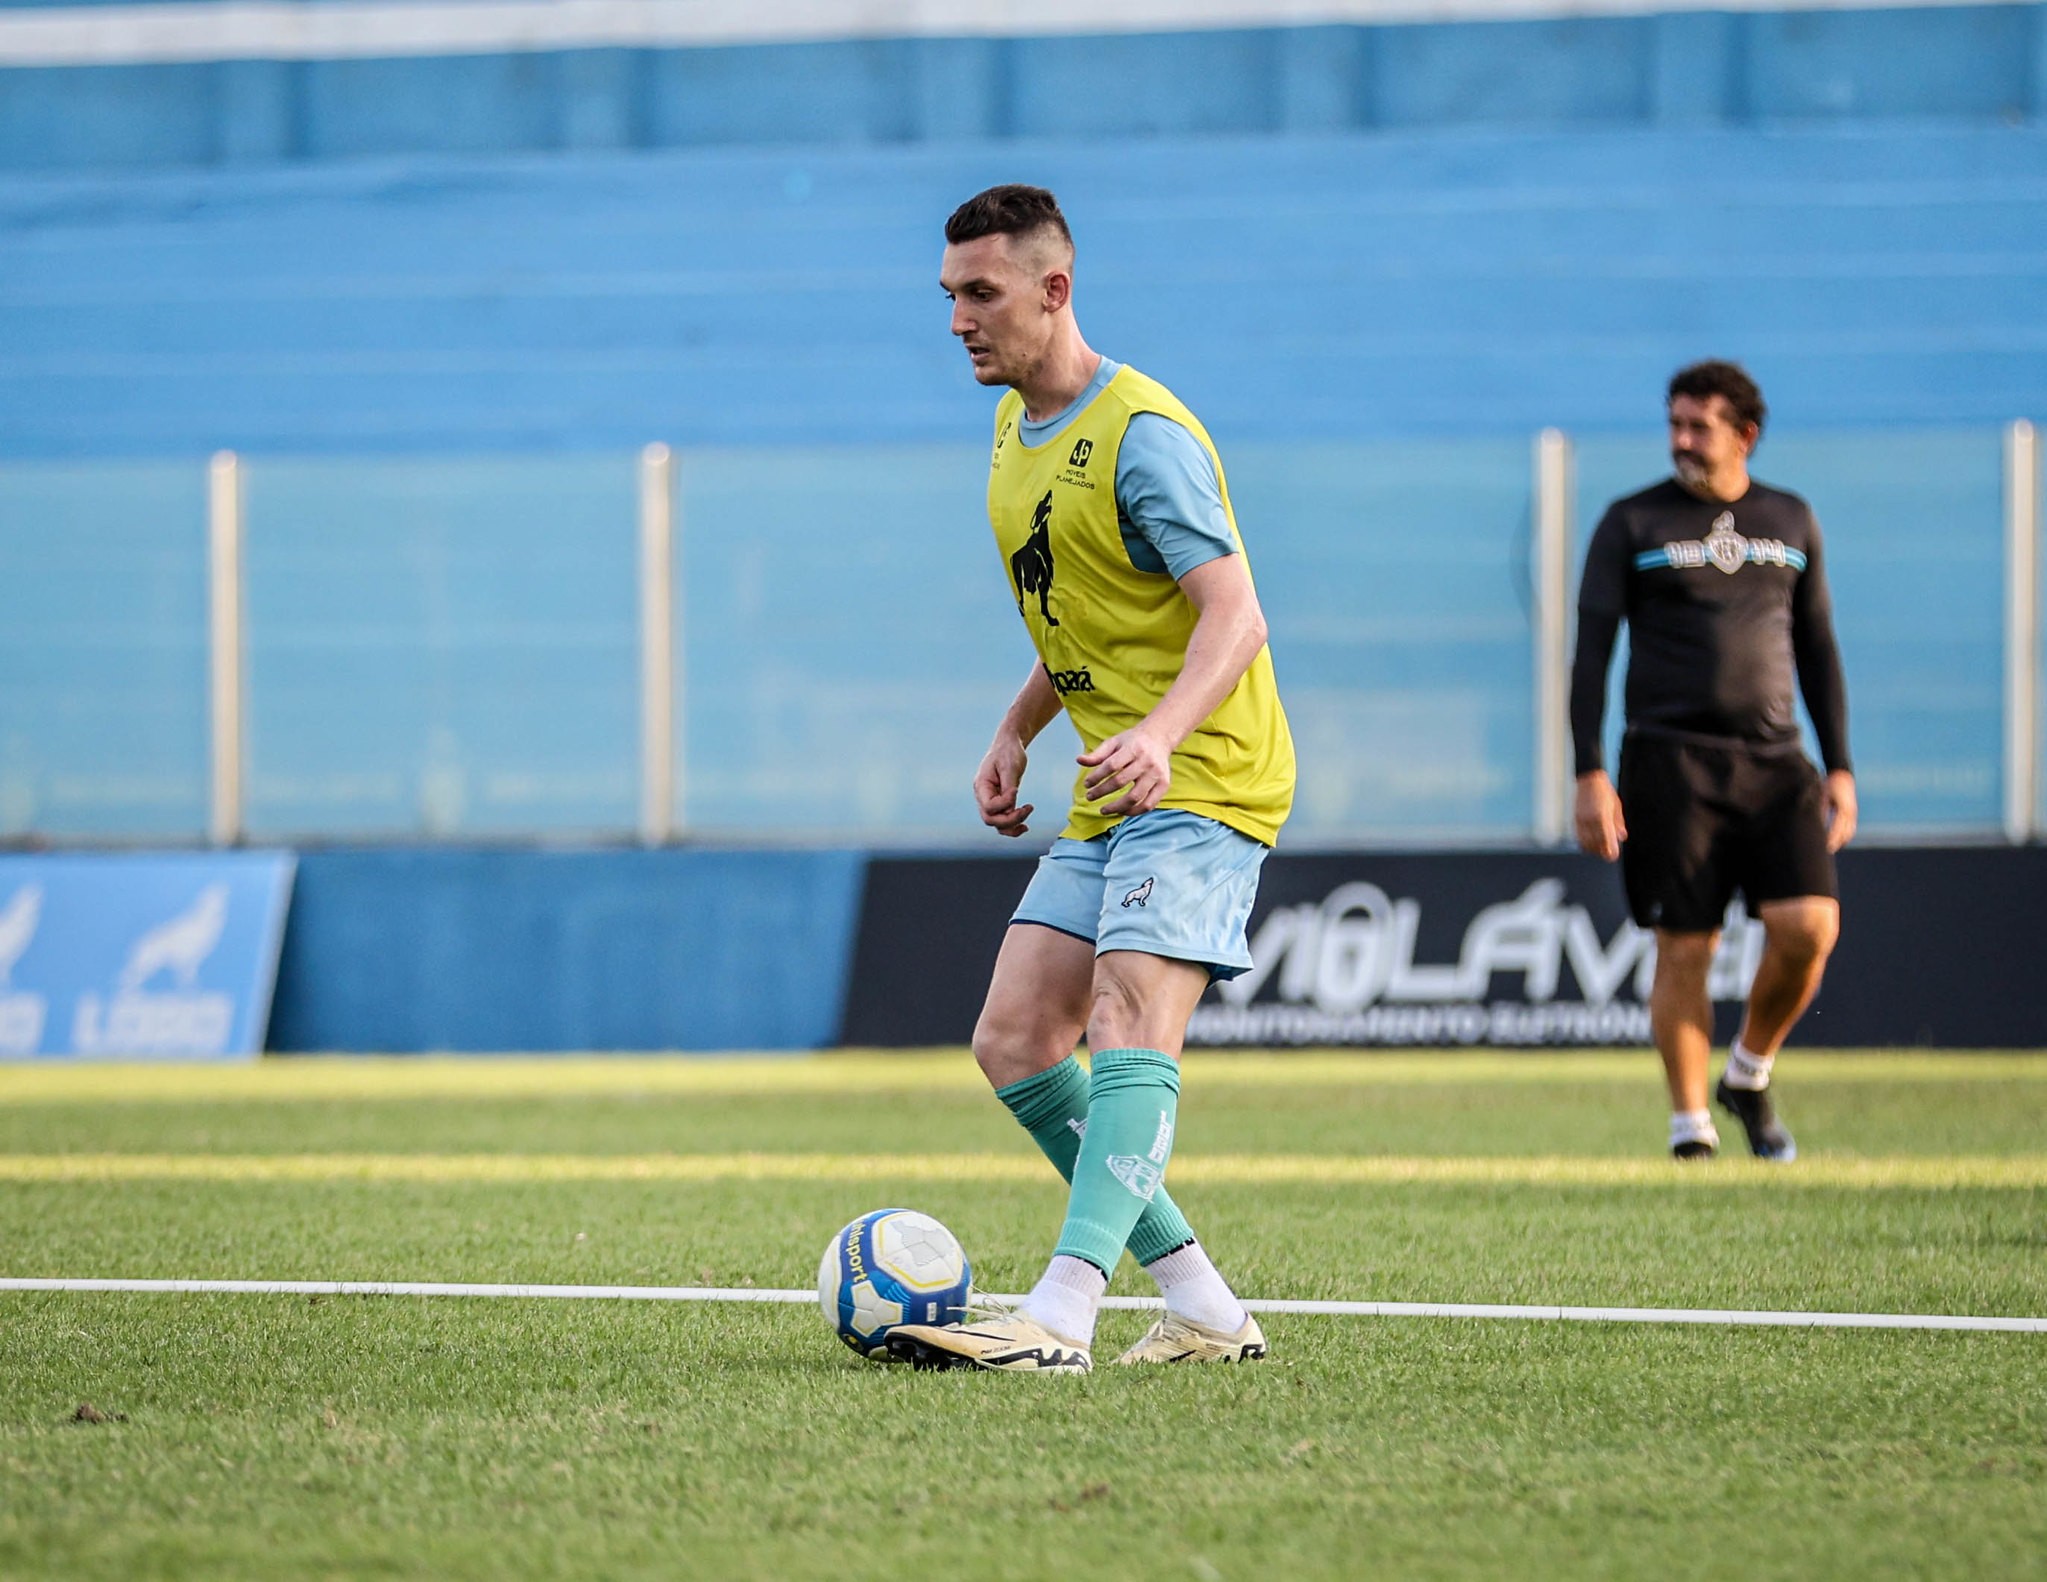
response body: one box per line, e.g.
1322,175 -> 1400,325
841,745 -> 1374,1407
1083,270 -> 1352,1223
975,661 -> 1061,837
1790,510 -> 1857,851
1570,507 -> 1630,861
1083,554 -> 1269,817
1077,414 -> 1265,817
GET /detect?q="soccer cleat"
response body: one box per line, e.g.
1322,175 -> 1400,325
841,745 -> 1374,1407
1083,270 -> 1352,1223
1716,1076 -> 1798,1161
1111,1311 -> 1267,1366
886,1304 -> 1092,1373
1671,1138 -> 1718,1161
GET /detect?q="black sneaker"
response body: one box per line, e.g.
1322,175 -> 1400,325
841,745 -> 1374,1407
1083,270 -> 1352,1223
1715,1077 -> 1798,1161
1671,1137 -> 1718,1161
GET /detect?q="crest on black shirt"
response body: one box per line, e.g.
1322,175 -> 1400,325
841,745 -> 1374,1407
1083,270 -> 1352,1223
1704,511 -> 1747,575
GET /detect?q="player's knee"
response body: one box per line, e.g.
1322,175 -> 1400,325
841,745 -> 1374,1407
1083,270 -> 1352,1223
1768,904 -> 1839,967
1653,930 -> 1717,986
971,1005 -> 1069,1085
1083,971 -> 1150,1051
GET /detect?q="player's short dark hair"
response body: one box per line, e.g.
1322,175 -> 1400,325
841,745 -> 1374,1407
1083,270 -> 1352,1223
944,184 -> 1073,250
1668,360 -> 1767,437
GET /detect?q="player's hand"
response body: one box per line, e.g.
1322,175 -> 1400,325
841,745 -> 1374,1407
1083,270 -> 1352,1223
1079,725 -> 1173,818
1573,771 -> 1626,862
1823,770 -> 1858,852
973,734 -> 1034,837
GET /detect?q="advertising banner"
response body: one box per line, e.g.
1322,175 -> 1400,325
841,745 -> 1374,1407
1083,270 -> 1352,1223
838,847 -> 2047,1049
0,853 -> 295,1060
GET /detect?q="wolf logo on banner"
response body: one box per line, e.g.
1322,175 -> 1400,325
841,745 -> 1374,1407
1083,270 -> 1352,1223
0,884 -> 48,1055
75,885 -> 236,1056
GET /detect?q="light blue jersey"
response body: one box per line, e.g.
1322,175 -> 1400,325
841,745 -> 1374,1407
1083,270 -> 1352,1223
1017,357 -> 1237,581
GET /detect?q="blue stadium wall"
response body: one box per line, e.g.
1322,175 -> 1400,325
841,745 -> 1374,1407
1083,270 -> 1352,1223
10,5 -> 2047,1053
6,6 -> 2047,170
2,5 -> 2046,458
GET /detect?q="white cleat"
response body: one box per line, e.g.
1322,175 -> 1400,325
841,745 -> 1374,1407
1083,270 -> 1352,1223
1112,1311 -> 1267,1366
886,1303 -> 1092,1373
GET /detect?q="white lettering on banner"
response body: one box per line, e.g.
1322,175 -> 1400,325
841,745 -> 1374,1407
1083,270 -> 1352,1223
1202,879 -> 1763,1047
72,992 -> 234,1056
0,995 -> 47,1055
1187,999 -> 1656,1047
59,883 -> 239,1055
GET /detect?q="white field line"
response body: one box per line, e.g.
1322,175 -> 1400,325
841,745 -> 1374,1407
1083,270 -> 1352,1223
1,1278 -> 2041,1333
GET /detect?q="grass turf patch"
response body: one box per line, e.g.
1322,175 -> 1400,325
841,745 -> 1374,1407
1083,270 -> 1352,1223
1,1050 -> 2042,1580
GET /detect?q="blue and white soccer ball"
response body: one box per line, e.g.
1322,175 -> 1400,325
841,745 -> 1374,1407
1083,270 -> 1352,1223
818,1208 -> 972,1360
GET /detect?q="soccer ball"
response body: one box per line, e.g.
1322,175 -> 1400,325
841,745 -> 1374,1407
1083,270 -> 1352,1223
817,1208 -> 972,1360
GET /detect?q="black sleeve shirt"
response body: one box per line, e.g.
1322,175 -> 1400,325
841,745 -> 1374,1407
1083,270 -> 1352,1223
1569,477 -> 1852,776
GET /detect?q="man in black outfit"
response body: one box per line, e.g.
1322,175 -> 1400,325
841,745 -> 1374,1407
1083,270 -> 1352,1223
1571,361 -> 1857,1160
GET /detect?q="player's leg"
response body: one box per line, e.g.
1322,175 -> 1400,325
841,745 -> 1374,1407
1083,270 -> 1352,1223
1620,735 -> 1735,1158
1709,896 -> 1834,1162
893,812 -> 1266,1371
1716,756 -> 1840,1159
1650,929 -> 1720,1157
1003,946 -> 1210,1357
1738,897 -> 1840,1058
1015,811 -> 1268,1363
973,847 -> 1231,1294
972,920 -> 1093,1088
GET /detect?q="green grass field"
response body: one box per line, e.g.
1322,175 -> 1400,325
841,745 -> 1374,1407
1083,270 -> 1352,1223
2,1051 -> 2042,1581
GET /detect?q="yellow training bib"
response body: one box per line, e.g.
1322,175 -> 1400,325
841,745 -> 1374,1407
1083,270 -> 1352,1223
987,364 -> 1294,844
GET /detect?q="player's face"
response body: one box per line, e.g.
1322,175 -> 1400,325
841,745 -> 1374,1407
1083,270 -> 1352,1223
1668,394 -> 1755,490
940,234 -> 1056,389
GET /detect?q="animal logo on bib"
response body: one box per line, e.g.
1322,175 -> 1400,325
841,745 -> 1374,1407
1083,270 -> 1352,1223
1010,490 -> 1059,626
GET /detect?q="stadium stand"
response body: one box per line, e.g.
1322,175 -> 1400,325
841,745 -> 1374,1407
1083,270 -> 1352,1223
1,122 -> 2043,456
0,5 -> 2044,454
0,2 -> 2039,852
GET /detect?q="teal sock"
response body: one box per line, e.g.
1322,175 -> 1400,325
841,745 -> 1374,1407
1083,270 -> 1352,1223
1052,1047 -> 1181,1276
995,1055 -> 1197,1267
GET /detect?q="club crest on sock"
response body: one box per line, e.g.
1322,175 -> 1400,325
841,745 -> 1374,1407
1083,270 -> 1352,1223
1107,1154 -> 1163,1201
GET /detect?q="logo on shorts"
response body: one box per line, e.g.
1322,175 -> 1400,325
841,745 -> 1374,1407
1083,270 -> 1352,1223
1121,877 -> 1155,909
1106,1154 -> 1162,1201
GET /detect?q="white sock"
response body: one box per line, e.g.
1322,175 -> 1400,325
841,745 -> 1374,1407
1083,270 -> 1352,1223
1723,1039 -> 1774,1091
1670,1108 -> 1719,1150
1143,1240 -> 1249,1334
1021,1254 -> 1106,1347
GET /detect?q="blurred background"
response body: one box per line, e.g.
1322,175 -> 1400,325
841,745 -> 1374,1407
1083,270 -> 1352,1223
0,0 -> 2042,1052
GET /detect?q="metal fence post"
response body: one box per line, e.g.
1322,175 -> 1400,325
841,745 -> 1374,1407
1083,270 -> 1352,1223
2007,420 -> 2040,843
1533,428 -> 1573,845
639,443 -> 676,845
207,450 -> 243,846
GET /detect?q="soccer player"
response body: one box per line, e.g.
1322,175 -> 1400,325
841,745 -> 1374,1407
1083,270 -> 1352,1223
1571,360 -> 1856,1161
886,185 -> 1295,1373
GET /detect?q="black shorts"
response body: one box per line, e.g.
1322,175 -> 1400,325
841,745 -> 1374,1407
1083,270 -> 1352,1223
1616,732 -> 1837,933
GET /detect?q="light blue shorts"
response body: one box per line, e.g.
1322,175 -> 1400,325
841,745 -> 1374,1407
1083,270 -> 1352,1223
1010,808 -> 1271,981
